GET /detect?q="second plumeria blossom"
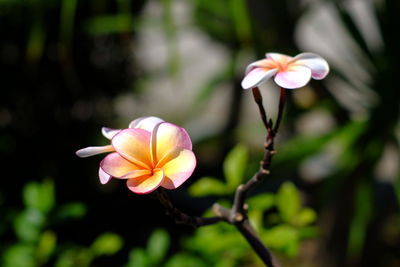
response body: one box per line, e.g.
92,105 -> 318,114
76,117 -> 196,194
241,52 -> 329,90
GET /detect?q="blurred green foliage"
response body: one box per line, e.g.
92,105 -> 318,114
187,145 -> 318,264
0,180 -> 123,267
189,144 -> 248,196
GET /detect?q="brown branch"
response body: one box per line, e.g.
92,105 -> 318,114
152,188 -> 223,228
252,87 -> 269,129
273,87 -> 286,134
153,87 -> 287,266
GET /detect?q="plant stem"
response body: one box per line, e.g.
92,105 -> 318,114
154,86 -> 287,266
153,189 -> 223,227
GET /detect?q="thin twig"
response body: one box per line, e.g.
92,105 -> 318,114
252,87 -> 269,129
213,203 -> 276,267
273,87 -> 286,134
237,221 -> 276,267
153,87 -> 287,267
153,188 -> 223,228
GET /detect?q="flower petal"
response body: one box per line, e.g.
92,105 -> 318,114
129,116 -> 164,132
266,53 -> 293,63
160,149 -> 196,189
274,65 -> 312,89
99,167 -> 112,184
112,129 -> 152,169
245,58 -> 276,74
102,127 -> 120,140
293,53 -> 329,80
126,169 -> 164,194
76,145 -> 114,158
101,152 -> 150,179
241,68 -> 278,90
152,122 -> 192,166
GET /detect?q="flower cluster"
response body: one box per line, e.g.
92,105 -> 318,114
78,52 -> 329,195
76,117 -> 196,194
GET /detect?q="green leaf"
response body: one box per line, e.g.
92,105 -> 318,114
14,208 -> 45,242
165,252 -> 207,267
347,181 -> 373,257
2,244 -> 35,267
295,207 -> 317,227
188,177 -> 227,197
223,144 -> 248,189
146,229 -> 170,264
91,232 -> 123,256
262,224 -> 299,257
56,202 -> 87,220
126,248 -> 149,267
37,230 -> 57,264
23,179 -> 54,214
247,193 -> 275,211
85,15 -> 134,35
55,248 -> 92,267
276,182 -> 301,223
247,193 -> 275,231
298,226 -> 319,239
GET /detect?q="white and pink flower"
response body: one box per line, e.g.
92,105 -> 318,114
76,116 -> 196,194
241,52 -> 329,90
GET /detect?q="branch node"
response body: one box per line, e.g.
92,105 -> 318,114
261,169 -> 270,175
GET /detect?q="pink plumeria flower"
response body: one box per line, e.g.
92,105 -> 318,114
76,116 -> 196,194
241,52 -> 329,90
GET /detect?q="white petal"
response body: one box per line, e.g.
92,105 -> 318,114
241,68 -> 278,89
266,53 -> 293,63
293,53 -> 329,80
75,145 -> 114,158
245,58 -> 275,74
128,116 -> 164,132
101,127 -> 120,140
99,167 -> 112,184
274,66 -> 312,89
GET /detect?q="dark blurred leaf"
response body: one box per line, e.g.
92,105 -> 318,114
91,232 -> 123,256
262,224 -> 299,257
85,15 -> 134,35
146,228 -> 170,265
248,193 -> 275,211
276,182 -> 301,224
13,208 -> 45,242
229,0 -> 252,44
23,179 -> 54,214
189,177 -> 228,197
55,248 -> 92,267
194,0 -> 237,45
37,230 -> 57,265
56,202 -> 87,220
2,244 -> 35,267
347,181 -> 373,256
295,207 -> 317,227
298,226 -> 319,239
165,253 -> 207,267
274,120 -> 365,171
127,248 -> 149,267
223,144 -> 248,190
59,0 -> 77,47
